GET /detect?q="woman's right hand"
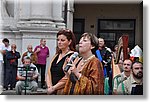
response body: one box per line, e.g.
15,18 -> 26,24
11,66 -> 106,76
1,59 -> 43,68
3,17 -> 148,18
64,56 -> 79,77
47,86 -> 55,95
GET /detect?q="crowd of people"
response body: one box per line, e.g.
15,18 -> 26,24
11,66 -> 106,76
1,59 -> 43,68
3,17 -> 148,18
0,29 -> 143,95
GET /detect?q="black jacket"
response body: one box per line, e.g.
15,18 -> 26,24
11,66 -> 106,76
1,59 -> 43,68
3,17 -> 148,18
5,51 -> 20,68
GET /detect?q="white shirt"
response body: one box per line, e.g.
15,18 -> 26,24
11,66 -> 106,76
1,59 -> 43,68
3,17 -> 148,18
0,43 -> 4,61
17,63 -> 39,80
113,72 -> 127,90
2,44 -> 11,51
0,44 -> 11,61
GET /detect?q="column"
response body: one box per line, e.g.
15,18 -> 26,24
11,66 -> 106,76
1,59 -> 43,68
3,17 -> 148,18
66,0 -> 74,30
14,0 -> 19,20
52,0 -> 65,28
19,0 -> 31,19
30,0 -> 53,20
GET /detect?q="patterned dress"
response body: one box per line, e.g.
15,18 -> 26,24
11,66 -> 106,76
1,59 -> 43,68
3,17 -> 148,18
63,56 -> 104,95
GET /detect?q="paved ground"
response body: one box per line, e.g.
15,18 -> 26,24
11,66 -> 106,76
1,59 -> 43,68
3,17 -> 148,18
1,88 -> 47,95
0,81 -> 48,95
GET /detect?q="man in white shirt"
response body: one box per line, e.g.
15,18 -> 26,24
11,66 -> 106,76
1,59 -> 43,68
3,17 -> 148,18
0,38 -> 11,90
0,43 -> 4,92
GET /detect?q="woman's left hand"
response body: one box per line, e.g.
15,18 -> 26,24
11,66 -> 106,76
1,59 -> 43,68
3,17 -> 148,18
69,64 -> 80,77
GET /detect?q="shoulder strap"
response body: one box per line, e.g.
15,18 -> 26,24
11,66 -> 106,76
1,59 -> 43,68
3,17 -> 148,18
121,82 -> 125,94
96,49 -> 108,77
69,57 -> 83,95
113,75 -> 121,88
62,52 -> 74,60
75,57 -> 82,68
66,52 -> 73,57
96,50 -> 103,62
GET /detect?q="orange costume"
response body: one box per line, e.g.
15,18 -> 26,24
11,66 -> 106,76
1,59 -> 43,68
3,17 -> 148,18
63,56 -> 104,95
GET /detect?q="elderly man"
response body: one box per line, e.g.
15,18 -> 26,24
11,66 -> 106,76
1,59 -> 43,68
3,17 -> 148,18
5,44 -> 20,90
22,45 -> 37,65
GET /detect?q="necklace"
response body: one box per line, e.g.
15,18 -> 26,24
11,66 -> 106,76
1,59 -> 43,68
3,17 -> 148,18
81,55 -> 95,66
57,50 -> 70,64
61,50 -> 71,58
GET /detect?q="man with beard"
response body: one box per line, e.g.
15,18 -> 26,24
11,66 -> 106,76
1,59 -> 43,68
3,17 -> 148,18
117,61 -> 143,95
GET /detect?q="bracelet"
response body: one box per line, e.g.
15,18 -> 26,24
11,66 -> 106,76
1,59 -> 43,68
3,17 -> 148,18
78,74 -> 82,80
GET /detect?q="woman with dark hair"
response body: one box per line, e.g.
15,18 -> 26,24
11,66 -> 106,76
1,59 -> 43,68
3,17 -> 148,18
46,29 -> 76,94
63,33 -> 104,95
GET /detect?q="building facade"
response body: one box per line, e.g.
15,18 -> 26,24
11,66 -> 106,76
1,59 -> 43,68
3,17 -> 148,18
0,0 -> 143,65
0,0 -> 75,67
73,1 -> 143,49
